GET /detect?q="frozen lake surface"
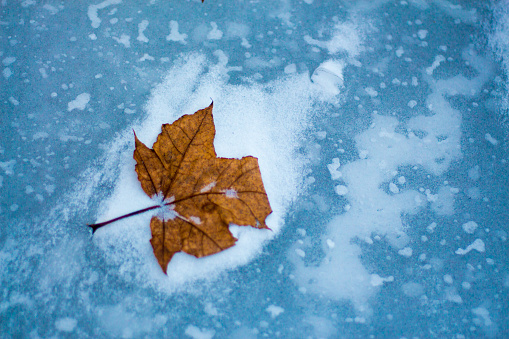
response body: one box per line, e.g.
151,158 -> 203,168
1,0 -> 508,338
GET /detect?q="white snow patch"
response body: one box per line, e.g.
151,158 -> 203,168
468,165 -> 480,181
137,20 -> 149,43
207,22 -> 223,40
304,20 -> 363,58
398,247 -> 413,257
327,158 -> 342,180
417,29 -> 428,39
55,317 -> 77,332
67,93 -> 91,111
200,182 -> 216,193
455,238 -> 485,255
93,53 -> 325,292
484,133 -> 499,145
0,160 -> 16,175
3,67 -> 12,78
370,274 -> 394,287
265,305 -> 284,318
402,282 -> 424,297
112,34 -> 130,48
88,0 -> 122,29
426,54 -> 446,75
185,325 -> 215,339
166,21 -> 187,44
224,189 -> 238,198
310,59 -> 344,96
304,316 -> 337,339
138,54 -> 155,62
472,306 -> 492,326
293,47 -> 493,315
2,57 -> 15,66
462,221 -> 478,234
365,87 -> 378,97
284,63 -> 296,74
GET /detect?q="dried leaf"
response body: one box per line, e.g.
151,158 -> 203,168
133,103 -> 272,273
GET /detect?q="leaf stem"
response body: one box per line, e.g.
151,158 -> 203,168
88,204 -> 161,234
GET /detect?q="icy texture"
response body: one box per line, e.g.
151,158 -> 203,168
0,0 -> 507,338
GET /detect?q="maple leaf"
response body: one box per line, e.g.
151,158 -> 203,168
89,103 -> 272,274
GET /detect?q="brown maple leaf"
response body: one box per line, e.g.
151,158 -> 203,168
89,103 -> 272,274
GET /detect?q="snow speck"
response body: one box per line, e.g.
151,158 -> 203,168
0,160 -> 16,175
67,93 -> 91,112
468,165 -> 480,181
199,182 -> 216,193
55,317 -> 77,332
398,247 -> 413,257
311,60 -> 344,96
304,21 -> 362,58
455,238 -> 485,255
207,22 -> 223,40
334,185 -> 348,196
425,54 -> 446,75
327,158 -> 342,180
407,100 -> 417,108
284,63 -> 297,74
417,29 -> 428,39
2,57 -> 16,66
224,189 -> 238,198
370,274 -> 394,287
443,274 -> 453,284
184,325 -> 215,339
484,133 -> 499,145
3,67 -> 12,78
295,248 -> 306,258
266,305 -> 284,318
462,221 -> 478,234
33,132 -> 49,140
402,282 -> 424,297
326,239 -> 335,249
389,182 -> 399,193
166,21 -> 187,44
112,34 -> 131,48
365,87 -> 378,97
137,20 -> 149,43
472,307 -> 492,326
138,54 -> 155,62
87,0 -> 122,29
189,216 -> 202,225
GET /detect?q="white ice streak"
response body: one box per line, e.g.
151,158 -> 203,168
293,48 -> 493,314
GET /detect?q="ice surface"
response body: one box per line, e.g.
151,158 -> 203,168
1,0 -> 508,338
